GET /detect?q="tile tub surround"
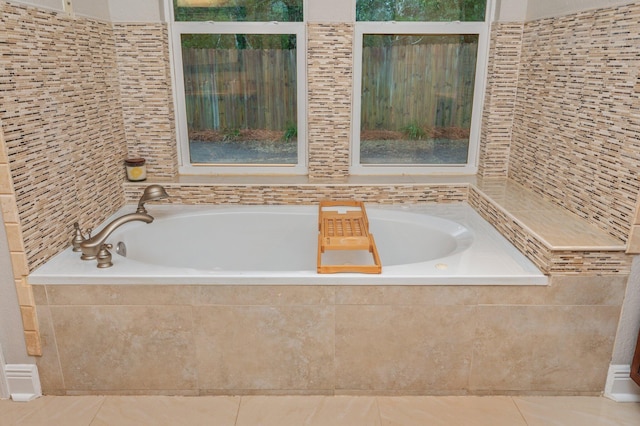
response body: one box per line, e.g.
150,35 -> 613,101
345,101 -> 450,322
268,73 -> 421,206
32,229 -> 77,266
31,275 -> 627,395
508,3 -> 640,243
123,176 -> 631,275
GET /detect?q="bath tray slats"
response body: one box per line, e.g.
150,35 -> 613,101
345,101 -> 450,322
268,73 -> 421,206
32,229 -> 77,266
317,201 -> 382,274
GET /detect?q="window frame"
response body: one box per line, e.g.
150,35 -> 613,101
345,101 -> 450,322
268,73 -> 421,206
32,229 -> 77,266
351,4 -> 492,175
167,2 -> 308,175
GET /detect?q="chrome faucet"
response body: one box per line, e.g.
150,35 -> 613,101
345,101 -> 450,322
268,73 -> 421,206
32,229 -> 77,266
77,185 -> 169,265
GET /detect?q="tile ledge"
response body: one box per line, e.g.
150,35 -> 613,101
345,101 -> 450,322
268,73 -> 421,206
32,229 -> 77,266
474,179 -> 626,252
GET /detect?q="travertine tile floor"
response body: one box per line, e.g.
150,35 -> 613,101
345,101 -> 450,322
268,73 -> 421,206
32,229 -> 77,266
1,395 -> 639,425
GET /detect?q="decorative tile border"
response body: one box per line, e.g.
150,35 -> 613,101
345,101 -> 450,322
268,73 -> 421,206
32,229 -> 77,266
123,183 -> 470,205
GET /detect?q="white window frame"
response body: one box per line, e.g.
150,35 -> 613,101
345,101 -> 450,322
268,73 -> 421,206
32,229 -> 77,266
166,1 -> 308,175
351,3 -> 493,175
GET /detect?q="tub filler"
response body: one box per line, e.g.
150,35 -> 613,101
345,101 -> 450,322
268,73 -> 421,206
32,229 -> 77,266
30,203 -> 546,286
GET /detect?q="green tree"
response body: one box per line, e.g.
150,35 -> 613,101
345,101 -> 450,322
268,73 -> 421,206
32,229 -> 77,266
356,0 -> 486,22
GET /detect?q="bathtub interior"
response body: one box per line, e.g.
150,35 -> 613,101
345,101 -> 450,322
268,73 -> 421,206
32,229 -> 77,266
28,203 -> 547,285
108,206 -> 473,271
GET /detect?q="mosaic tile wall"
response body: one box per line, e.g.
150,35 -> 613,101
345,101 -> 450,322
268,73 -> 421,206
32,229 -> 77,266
477,22 -> 523,177
0,1 -> 127,271
509,3 -> 640,242
307,23 -> 353,179
113,24 -> 178,179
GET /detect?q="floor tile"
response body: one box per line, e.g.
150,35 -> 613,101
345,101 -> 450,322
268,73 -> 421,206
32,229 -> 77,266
377,396 -> 528,426
513,396 -> 640,426
0,397 -> 51,425
15,396 -> 105,426
90,396 -> 240,426
235,396 -> 381,426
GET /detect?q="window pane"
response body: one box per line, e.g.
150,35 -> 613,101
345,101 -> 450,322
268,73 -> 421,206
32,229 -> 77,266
360,34 -> 478,165
356,0 -> 486,22
181,34 -> 298,165
175,0 -> 303,22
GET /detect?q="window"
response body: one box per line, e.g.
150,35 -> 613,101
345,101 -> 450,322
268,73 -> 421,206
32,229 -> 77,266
170,0 -> 306,175
352,0 -> 490,175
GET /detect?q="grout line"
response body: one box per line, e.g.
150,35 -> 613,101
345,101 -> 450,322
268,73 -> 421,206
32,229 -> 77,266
87,395 -> 108,426
374,396 -> 384,426
234,396 -> 243,426
510,396 -> 531,425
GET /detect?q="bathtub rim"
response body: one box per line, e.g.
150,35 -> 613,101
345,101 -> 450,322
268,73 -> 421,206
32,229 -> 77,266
28,203 -> 549,286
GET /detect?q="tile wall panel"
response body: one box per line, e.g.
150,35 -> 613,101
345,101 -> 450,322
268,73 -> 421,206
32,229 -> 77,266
114,24 -> 178,179
307,23 -> 353,179
478,22 -> 524,177
509,4 -> 640,242
33,277 -> 626,395
0,1 -> 127,271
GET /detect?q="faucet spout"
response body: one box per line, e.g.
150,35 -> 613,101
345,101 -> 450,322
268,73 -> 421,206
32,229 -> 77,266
80,212 -> 153,260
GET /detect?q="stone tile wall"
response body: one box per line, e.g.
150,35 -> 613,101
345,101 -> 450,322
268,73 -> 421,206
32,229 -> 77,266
33,276 -> 627,395
477,22 -> 523,177
114,24 -> 178,179
509,3 -> 640,242
307,23 -> 353,179
0,1 -> 127,271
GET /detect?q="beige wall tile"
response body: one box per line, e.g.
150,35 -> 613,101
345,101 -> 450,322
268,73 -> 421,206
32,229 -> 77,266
4,222 -> 25,252
469,306 -> 620,393
20,305 -> 38,331
10,252 -> 29,278
34,306 -> 65,393
195,285 -> 335,306
0,164 -> 13,194
17,281 -> 37,306
335,285 -> 478,306
476,275 -> 627,306
23,330 -> 41,356
0,194 -> 19,223
194,305 -> 335,392
50,306 -> 197,392
335,305 -> 476,392
45,285 -> 195,306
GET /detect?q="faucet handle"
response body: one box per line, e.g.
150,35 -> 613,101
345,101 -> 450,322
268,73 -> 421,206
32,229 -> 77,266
96,244 -> 113,268
71,222 -> 86,252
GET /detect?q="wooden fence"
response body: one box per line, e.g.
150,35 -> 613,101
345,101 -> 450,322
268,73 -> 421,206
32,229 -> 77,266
183,42 -> 477,132
361,42 -> 478,131
183,48 -> 297,131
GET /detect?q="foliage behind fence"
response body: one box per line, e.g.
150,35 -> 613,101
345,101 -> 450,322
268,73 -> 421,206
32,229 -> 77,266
183,42 -> 477,133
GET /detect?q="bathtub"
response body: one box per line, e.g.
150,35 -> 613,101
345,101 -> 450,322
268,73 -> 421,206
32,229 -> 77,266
29,203 -> 547,285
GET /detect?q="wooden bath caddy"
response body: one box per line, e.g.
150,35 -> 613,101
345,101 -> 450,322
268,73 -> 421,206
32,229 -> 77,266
317,200 -> 382,274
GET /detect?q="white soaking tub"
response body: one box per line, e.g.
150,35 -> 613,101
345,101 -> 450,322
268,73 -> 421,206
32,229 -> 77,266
29,203 -> 547,285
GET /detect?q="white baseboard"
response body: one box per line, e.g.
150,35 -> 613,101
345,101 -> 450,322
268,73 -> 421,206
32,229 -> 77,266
604,364 -> 640,402
5,364 -> 41,402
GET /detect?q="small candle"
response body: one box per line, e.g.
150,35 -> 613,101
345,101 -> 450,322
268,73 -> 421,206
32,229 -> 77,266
124,158 -> 147,181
